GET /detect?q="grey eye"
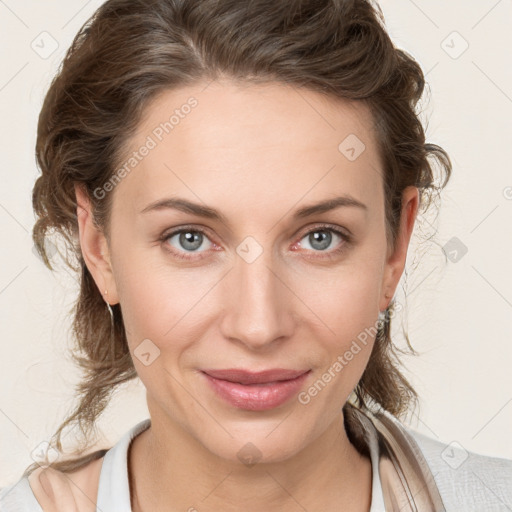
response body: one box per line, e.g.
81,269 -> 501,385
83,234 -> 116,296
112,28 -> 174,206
300,229 -> 341,252
167,230 -> 212,253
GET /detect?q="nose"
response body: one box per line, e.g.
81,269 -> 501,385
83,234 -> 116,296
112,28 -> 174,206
220,247 -> 295,351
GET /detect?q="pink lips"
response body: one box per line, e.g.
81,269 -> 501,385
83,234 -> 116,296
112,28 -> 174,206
202,368 -> 311,411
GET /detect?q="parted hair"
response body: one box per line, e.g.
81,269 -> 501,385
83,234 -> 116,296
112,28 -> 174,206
27,0 -> 451,476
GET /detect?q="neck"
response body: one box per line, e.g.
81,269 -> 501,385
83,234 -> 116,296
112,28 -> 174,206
128,410 -> 372,512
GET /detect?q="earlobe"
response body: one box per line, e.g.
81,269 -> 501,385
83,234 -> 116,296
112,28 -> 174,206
379,186 -> 419,312
74,184 -> 119,305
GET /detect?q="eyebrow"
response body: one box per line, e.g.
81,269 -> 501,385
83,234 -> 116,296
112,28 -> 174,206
140,194 -> 368,222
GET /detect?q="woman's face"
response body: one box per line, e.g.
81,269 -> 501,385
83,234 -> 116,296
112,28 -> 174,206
78,79 -> 418,463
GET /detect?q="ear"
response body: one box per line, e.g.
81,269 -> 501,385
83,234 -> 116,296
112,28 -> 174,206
379,186 -> 419,312
75,184 -> 119,305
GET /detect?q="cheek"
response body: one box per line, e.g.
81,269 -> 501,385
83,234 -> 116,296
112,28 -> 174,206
297,274 -> 381,416
295,248 -> 385,385
112,249 -> 216,352
297,256 -> 383,337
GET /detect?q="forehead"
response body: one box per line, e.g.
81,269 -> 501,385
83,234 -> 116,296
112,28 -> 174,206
131,79 -> 377,153
111,79 -> 383,216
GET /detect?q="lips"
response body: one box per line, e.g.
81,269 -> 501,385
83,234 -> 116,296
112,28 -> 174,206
202,368 -> 309,385
201,368 -> 311,411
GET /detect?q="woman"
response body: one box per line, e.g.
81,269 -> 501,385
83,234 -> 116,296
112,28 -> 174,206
1,0 -> 511,510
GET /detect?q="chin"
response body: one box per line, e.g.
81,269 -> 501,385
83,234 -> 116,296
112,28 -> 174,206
197,421 -> 314,467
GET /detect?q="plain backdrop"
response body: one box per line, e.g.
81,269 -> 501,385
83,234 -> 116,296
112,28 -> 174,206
0,0 -> 511,486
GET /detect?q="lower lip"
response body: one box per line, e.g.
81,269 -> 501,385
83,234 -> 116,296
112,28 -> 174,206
202,371 -> 310,411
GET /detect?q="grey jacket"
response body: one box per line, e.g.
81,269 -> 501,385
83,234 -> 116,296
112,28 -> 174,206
348,403 -> 512,511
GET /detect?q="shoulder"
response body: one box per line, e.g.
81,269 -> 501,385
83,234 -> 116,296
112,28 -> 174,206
0,457 -> 104,512
406,427 -> 512,510
0,419 -> 150,512
0,475 -> 43,512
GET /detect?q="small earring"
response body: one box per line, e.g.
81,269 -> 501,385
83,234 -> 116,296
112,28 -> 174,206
103,289 -> 117,361
379,293 -> 392,315
104,289 -> 114,321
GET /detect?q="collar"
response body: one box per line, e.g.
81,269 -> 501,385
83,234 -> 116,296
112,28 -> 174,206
344,402 -> 446,511
97,404 -> 446,511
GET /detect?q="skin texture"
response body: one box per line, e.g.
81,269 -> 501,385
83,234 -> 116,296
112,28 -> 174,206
74,79 -> 419,511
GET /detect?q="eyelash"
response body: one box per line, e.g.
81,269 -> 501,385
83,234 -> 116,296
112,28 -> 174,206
158,224 -> 352,261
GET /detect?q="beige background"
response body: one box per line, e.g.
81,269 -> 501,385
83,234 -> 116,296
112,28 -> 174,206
0,0 -> 511,486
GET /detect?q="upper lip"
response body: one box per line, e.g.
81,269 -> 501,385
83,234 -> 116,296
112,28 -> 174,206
202,368 -> 310,384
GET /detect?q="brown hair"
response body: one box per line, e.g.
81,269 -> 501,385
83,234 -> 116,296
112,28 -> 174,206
26,0 -> 451,476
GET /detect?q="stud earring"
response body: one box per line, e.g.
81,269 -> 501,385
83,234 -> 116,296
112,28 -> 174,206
379,292 -> 392,315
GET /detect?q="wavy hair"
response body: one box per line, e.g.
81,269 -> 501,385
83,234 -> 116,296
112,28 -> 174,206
26,0 -> 452,476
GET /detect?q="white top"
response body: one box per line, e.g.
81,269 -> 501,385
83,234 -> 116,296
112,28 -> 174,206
2,417 -> 512,511
0,417 -> 386,511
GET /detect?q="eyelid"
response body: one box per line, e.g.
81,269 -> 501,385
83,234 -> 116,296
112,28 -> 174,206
160,224 -> 214,240
295,222 -> 351,241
